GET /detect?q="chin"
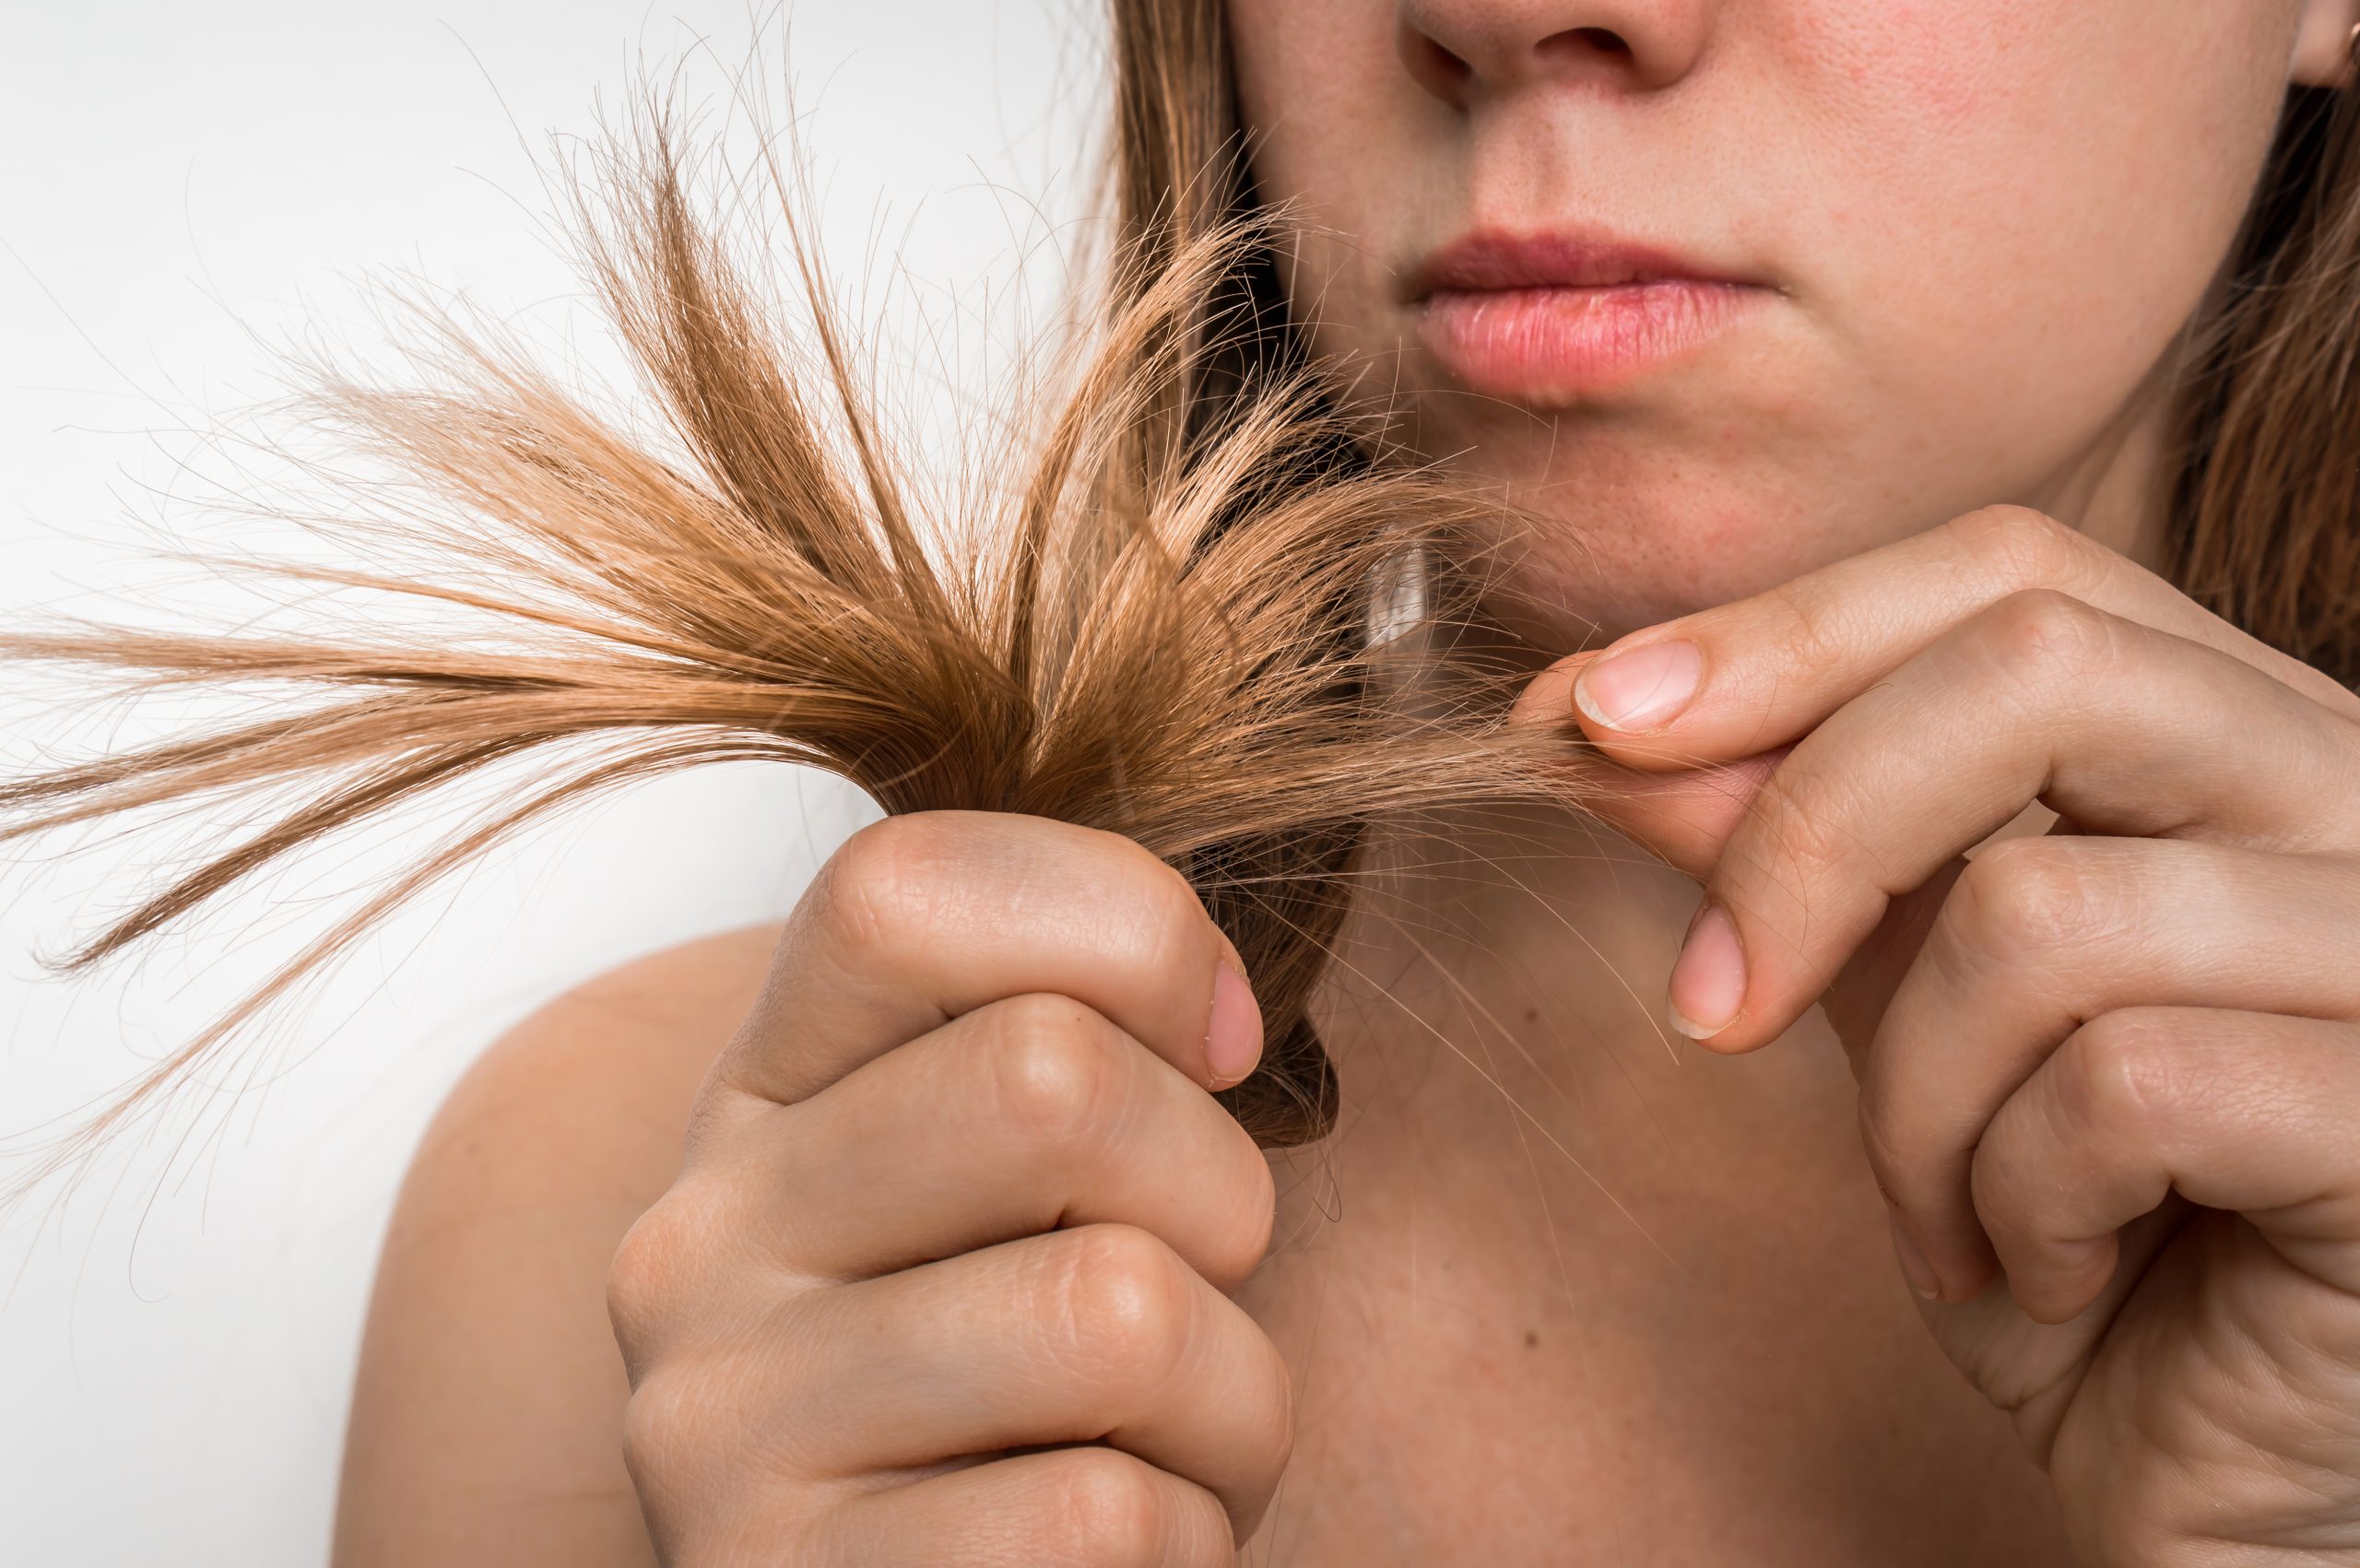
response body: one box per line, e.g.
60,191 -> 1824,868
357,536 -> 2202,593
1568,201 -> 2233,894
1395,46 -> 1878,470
1443,461 -> 1842,652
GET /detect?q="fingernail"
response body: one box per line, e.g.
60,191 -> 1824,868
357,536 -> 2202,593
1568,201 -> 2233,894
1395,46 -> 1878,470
1574,639 -> 1702,731
1206,960 -> 1265,1089
1886,1208 -> 1942,1301
1667,898 -> 1746,1040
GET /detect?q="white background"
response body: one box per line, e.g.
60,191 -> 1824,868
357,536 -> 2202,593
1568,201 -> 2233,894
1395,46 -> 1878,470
0,5 -> 1098,1561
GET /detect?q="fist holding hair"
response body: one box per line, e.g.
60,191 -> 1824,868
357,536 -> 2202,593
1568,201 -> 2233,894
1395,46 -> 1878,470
608,815 -> 1292,1565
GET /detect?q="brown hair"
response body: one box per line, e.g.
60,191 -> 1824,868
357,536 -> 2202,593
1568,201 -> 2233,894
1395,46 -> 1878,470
0,84 -> 1582,1197
2168,80 -> 2360,686
6,8 -> 2355,1192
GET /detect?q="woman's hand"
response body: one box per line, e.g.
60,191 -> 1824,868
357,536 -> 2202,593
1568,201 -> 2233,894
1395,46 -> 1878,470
605,812 -> 1292,1566
1525,505 -> 2360,1566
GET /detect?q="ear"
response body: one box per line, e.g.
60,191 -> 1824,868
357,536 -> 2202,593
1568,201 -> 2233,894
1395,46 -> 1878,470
2292,0 -> 2360,88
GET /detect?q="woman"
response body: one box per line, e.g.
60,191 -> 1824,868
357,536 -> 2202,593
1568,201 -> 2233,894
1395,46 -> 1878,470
326,2 -> 2360,1563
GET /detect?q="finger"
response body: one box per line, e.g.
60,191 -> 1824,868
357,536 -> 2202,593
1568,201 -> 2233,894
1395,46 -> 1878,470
1862,837 -> 2360,1300
1513,661 -> 1788,881
714,812 -> 1263,1107
1970,1008 -> 2360,1324
1664,592 -> 2360,1050
820,1447 -> 1239,1567
740,992 -> 1278,1289
1904,1199 -> 2191,1469
1550,505 -> 2360,773
770,1222 -> 1293,1533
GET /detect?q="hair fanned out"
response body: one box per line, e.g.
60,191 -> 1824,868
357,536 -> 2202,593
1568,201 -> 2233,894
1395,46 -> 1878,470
0,112 -> 1586,1193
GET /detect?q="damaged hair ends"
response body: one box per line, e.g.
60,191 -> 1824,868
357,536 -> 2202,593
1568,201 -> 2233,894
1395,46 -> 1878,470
0,99 -> 1595,1200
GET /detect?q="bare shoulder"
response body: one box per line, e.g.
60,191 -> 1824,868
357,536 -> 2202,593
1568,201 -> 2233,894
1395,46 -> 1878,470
332,922 -> 785,1568
397,920 -> 785,1201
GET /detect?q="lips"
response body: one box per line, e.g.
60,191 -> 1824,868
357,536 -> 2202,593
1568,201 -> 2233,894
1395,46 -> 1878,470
1407,228 -> 1770,401
1409,230 -> 1756,298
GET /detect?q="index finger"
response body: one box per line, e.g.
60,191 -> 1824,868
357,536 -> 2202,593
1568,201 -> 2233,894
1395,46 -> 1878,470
1549,505 -> 2360,774
712,811 -> 1263,1109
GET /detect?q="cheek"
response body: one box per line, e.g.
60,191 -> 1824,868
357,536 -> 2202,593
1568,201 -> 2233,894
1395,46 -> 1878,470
1228,0 -> 1456,362
1784,0 -> 2292,465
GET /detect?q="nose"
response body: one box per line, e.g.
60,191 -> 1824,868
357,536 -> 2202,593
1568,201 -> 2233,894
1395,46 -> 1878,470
1397,0 -> 1714,102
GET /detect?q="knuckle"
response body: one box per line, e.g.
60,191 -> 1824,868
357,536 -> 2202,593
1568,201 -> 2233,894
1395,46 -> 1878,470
2067,1009 -> 2195,1134
817,814 -> 962,958
1044,1225 -> 1195,1392
1128,852 -> 1221,973
1763,578 -> 1848,673
618,1358 -> 723,1483
1065,825 -> 1216,971
1044,1447 -> 1174,1565
1946,504 -> 2092,588
1969,586 -> 2115,683
1068,821 -> 1201,921
1948,838 -> 2096,961
1134,839 -> 1206,917
1747,754 -> 1863,882
986,996 -> 1129,1148
606,1193 -> 710,1354
606,1178 -> 772,1366
620,1318 -> 835,1497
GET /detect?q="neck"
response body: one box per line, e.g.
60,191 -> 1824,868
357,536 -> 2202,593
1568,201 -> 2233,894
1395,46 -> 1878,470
2025,340 -> 2182,573
1302,801 -> 1722,1207
1297,378 -> 2184,1226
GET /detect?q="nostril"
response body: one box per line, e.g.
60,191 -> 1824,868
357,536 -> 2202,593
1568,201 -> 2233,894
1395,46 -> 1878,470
1539,26 -> 1634,62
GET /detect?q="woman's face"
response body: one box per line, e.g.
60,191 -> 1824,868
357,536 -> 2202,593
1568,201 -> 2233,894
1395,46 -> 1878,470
1227,0 -> 2354,644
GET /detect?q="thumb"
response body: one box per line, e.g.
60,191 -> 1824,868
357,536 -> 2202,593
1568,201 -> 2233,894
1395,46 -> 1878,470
1514,653 -> 1791,881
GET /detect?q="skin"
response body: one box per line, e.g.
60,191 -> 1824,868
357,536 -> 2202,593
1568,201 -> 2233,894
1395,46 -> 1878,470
335,3 -> 2360,1564
1232,0 -> 2323,640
